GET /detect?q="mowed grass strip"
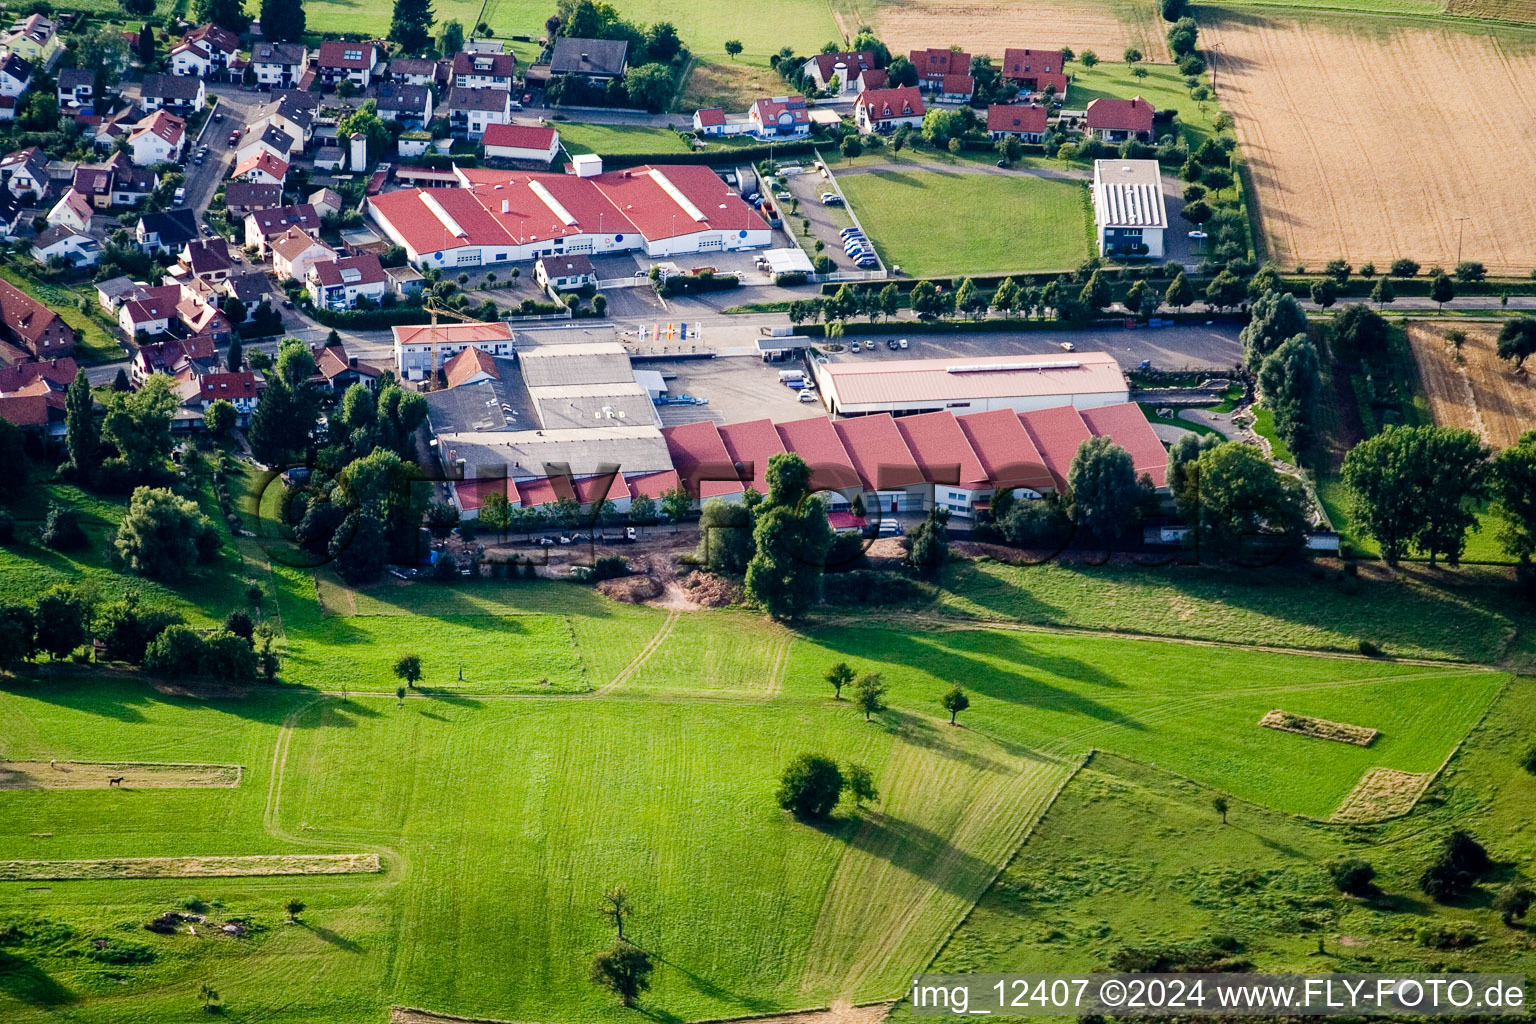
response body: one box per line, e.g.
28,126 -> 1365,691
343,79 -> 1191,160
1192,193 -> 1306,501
837,171 -> 1092,276
0,853 -> 379,881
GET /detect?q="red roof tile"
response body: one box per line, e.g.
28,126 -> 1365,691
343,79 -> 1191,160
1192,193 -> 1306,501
661,420 -> 741,498
939,74 -> 974,95
832,414 -> 924,491
855,86 -> 924,121
481,123 -> 558,152
1078,401 -> 1168,487
716,417 -> 787,495
987,103 -> 1047,134
627,469 -> 679,500
773,415 -> 860,493
1085,96 -> 1155,132
910,48 -> 970,77
956,408 -> 1056,493
1017,405 -> 1093,490
443,345 -> 499,389
454,474 -> 518,512
893,410 -> 988,488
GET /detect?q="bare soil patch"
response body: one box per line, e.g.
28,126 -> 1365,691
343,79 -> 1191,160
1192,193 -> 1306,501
1259,710 -> 1378,746
0,761 -> 243,790
393,1001 -> 893,1024
679,570 -> 744,607
848,0 -> 1169,62
1407,322 -> 1536,450
1444,0 -> 1536,21
1330,768 -> 1433,823
1205,9 -> 1536,273
0,853 -> 380,881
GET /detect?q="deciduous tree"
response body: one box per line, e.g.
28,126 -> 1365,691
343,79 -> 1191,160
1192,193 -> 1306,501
776,753 -> 843,818
825,661 -> 854,700
590,942 -> 652,1007
854,672 -> 887,721
941,685 -> 969,725
1067,436 -> 1141,540
260,0 -> 306,42
114,487 -> 220,580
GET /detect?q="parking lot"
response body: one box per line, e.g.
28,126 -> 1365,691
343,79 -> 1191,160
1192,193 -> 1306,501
778,162 -> 880,274
818,323 -> 1243,372
638,355 -> 825,426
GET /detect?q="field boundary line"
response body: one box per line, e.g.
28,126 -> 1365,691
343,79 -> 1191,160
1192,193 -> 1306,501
910,751 -> 1092,983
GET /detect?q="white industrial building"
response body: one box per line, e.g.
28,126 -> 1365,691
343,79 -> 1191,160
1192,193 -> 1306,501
1092,159 -> 1168,259
811,351 -> 1131,417
366,160 -> 773,270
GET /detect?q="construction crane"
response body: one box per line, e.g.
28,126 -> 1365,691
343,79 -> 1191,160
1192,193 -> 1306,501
420,300 -> 497,380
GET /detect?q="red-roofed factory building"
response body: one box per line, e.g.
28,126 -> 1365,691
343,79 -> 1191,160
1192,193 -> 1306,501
366,159 -> 772,269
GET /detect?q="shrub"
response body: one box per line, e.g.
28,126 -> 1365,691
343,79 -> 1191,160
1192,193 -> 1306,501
1523,744 -> 1536,775
1357,639 -> 1382,657
1328,858 -> 1376,896
821,569 -> 930,606
40,503 -> 87,550
590,555 -> 629,581
1416,922 -> 1481,949
1442,830 -> 1491,875
142,624 -> 207,678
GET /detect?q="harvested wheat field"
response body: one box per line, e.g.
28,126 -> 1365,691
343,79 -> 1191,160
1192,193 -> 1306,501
1408,321 -> 1536,448
1204,8 -> 1536,273
0,760 -> 242,789
1330,768 -> 1433,822
834,0 -> 1169,62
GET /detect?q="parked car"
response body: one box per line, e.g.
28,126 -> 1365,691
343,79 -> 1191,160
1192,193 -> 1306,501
798,390 -> 818,403
820,192 -> 844,206
877,519 -> 903,537
775,190 -> 791,200
850,341 -> 861,352
536,536 -> 556,547
624,526 -> 637,542
886,339 -> 899,350
173,186 -> 185,203
1187,230 -> 1208,240
855,257 -> 878,269
1060,341 -> 1076,352
214,111 -> 224,122
839,227 -> 862,238
898,338 -> 908,349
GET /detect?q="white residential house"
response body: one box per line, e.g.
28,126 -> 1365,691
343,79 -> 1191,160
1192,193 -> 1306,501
181,25 -> 239,72
169,40 -> 214,78
367,82 -> 433,129
46,190 -> 93,234
30,226 -> 100,268
0,146 -> 48,200
853,86 -> 925,134
269,226 -> 333,282
126,111 -> 187,166
139,73 -> 205,115
251,43 -> 307,89
317,40 -> 379,91
451,50 -> 517,92
0,53 -> 32,98
481,123 -> 559,164
388,57 -> 438,87
56,67 -> 92,109
306,252 -> 387,309
445,87 -> 511,139
1091,159 -> 1167,259
535,254 -> 597,292
232,150 -> 289,187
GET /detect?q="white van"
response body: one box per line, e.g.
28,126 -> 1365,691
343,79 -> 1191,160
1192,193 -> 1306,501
173,187 -> 186,204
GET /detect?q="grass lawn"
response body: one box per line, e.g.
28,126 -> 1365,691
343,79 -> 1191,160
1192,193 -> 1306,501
0,268 -> 126,365
836,170 -> 1093,276
1139,403 -> 1223,436
0,471 -> 273,630
897,674 -> 1536,1009
303,0 -> 550,39
1064,60 -> 1222,149
558,121 -> 695,155
1249,404 -> 1296,463
606,0 -> 838,61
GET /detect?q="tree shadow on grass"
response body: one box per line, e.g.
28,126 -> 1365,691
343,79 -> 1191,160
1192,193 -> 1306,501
884,709 -> 1039,774
299,921 -> 363,953
644,949 -> 777,1017
810,808 -> 1000,900
0,951 -> 72,1007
